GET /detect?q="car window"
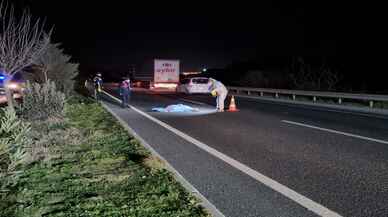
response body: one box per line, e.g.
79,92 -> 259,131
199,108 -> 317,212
192,78 -> 209,84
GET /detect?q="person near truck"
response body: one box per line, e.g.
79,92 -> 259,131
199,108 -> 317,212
119,77 -> 131,108
209,78 -> 228,112
93,73 -> 103,100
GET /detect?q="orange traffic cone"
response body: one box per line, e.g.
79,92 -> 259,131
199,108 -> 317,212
227,95 -> 239,112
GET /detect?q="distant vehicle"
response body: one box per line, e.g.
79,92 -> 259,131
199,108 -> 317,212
177,77 -> 212,94
0,73 -> 25,104
135,59 -> 180,91
0,74 -> 24,92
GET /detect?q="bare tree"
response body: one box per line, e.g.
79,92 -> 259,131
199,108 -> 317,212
322,67 -> 340,91
290,57 -> 341,91
290,57 -> 315,90
0,1 -> 51,111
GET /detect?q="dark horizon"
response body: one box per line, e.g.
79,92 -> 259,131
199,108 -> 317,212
11,1 -> 388,91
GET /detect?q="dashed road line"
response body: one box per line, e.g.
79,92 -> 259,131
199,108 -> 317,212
282,120 -> 388,145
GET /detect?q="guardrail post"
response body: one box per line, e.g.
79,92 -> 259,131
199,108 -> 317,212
236,89 -> 239,94
292,94 -> 296,100
338,98 -> 342,104
313,96 -> 317,102
247,91 -> 251,95
260,92 -> 263,97
275,93 -> 279,98
369,101 -> 374,108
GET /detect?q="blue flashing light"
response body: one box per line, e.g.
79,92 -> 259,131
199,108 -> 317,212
0,75 -> 5,80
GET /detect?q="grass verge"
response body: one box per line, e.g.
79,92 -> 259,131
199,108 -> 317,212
1,99 -> 210,217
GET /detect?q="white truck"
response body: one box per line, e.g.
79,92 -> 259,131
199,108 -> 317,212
152,59 -> 180,90
134,59 -> 180,91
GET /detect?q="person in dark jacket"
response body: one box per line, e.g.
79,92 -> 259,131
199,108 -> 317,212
119,77 -> 131,108
93,73 -> 103,100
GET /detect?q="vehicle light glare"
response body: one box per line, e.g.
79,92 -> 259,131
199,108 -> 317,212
6,83 -> 19,90
154,83 -> 177,89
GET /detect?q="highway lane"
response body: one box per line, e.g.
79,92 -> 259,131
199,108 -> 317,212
172,93 -> 388,141
105,89 -> 388,217
102,92 -> 319,217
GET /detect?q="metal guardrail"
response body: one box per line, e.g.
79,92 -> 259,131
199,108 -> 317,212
227,86 -> 388,108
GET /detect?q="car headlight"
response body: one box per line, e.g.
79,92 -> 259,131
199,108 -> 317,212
6,83 -> 20,90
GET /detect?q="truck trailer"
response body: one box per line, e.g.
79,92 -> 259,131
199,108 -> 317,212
134,59 -> 180,91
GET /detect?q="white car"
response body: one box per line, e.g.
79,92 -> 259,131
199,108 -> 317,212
177,77 -> 212,94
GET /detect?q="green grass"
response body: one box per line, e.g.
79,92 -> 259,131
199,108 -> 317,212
1,101 -> 210,217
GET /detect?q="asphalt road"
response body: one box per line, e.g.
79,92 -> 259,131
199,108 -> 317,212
104,88 -> 388,217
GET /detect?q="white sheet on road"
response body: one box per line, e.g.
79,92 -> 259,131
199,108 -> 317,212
152,104 -> 199,113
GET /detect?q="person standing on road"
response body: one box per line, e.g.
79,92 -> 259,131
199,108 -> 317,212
93,73 -> 103,100
209,78 -> 228,112
119,77 -> 131,108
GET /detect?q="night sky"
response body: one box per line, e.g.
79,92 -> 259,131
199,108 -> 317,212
11,1 -> 387,90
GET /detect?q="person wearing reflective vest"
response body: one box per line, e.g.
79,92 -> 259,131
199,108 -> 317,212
120,77 -> 131,108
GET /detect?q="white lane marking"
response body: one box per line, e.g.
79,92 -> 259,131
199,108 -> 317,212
282,120 -> 388,145
101,90 -> 222,215
101,103 -> 226,217
103,90 -> 343,217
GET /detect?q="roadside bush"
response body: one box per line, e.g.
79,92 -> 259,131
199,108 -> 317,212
0,108 -> 31,191
237,70 -> 289,88
237,70 -> 267,87
23,43 -> 79,96
20,80 -> 65,121
73,78 -> 92,98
